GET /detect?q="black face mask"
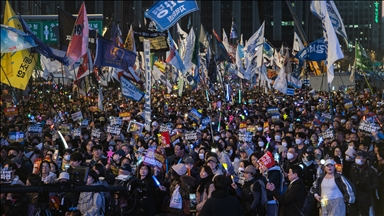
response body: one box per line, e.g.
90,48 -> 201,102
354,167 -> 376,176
306,155 -> 314,161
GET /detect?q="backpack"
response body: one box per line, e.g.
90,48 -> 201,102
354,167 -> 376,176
300,189 -> 315,216
91,192 -> 106,216
251,179 -> 268,206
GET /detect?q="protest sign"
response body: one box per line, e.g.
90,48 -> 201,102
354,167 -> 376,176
71,111 -> 83,121
28,124 -> 43,133
9,132 -> 24,144
81,119 -> 89,127
358,120 -> 380,134
246,126 -> 256,135
257,151 -> 276,169
107,125 -> 121,135
159,123 -> 173,133
59,124 -> 71,135
271,114 -> 280,123
110,117 -> 123,126
91,128 -> 101,138
321,113 -> 332,122
170,132 -> 182,146
239,122 -> 247,129
267,107 -> 279,115
184,131 -> 197,142
127,121 -> 144,135
188,108 -> 202,123
322,128 -> 334,139
73,128 -> 81,138
159,131 -> 171,148
4,107 -> 18,117
238,132 -> 253,142
119,112 -> 131,121
143,148 -> 166,168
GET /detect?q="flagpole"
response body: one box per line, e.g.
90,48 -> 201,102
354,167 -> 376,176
0,66 -> 14,93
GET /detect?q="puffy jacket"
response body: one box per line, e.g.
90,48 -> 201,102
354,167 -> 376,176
312,173 -> 355,204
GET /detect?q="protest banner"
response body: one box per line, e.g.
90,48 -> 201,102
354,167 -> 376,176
110,117 -> 123,126
267,107 -> 279,115
143,148 -> 166,168
59,124 -> 71,135
257,151 -> 276,169
184,131 -> 197,142
322,128 -> 335,139
188,108 -> 202,123
91,128 -> 101,138
28,124 -> 43,133
73,128 -> 81,138
238,132 -> 253,142
170,132 -> 182,146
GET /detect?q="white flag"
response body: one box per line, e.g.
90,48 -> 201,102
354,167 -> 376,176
293,32 -> 304,54
176,23 -> 188,58
236,44 -> 245,74
182,27 -> 196,73
243,21 -> 265,71
152,66 -> 172,93
273,66 -> 287,94
311,0 -> 348,44
98,87 -> 104,111
313,1 -> 344,84
222,28 -> 230,52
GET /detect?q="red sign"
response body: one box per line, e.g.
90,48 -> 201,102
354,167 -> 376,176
4,107 -> 18,117
258,151 -> 276,169
160,131 -> 171,148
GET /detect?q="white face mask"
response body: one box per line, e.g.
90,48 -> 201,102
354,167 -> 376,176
282,142 -> 287,147
295,139 -> 302,145
199,153 -> 205,160
257,127 -> 263,131
214,136 -> 220,141
64,155 -> 71,161
355,158 -> 363,165
258,141 -> 264,147
341,119 -> 346,124
287,152 -> 294,160
298,108 -> 303,112
274,135 -> 281,141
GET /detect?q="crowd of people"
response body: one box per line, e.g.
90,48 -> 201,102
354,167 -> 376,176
0,81 -> 384,216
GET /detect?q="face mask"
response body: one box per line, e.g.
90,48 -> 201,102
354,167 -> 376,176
314,154 -> 322,160
348,145 -> 354,149
258,141 -> 264,147
306,155 -> 314,161
214,136 -> 220,141
274,135 -> 281,141
282,142 -> 287,147
257,127 -> 263,131
295,139 -> 302,145
238,167 -> 244,173
298,108 -> 303,112
355,158 -> 363,165
287,152 -> 294,160
341,119 -> 346,124
83,135 -> 89,140
64,155 -> 71,161
199,153 -> 204,160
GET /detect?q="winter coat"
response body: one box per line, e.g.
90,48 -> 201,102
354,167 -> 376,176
349,163 -> 379,206
271,178 -> 306,216
199,189 -> 243,216
77,183 -> 105,216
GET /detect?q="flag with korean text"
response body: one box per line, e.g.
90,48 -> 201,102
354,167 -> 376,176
166,30 -> 186,72
66,2 -> 89,65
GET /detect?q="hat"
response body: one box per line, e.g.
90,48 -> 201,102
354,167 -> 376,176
239,147 -> 246,152
114,149 -> 125,157
120,164 -> 132,172
243,165 -> 256,174
91,145 -> 103,151
57,172 -> 70,181
278,146 -> 287,154
172,163 -> 187,176
11,157 -> 22,165
324,159 -> 335,166
184,157 -> 195,165
207,156 -> 218,163
356,150 -> 369,158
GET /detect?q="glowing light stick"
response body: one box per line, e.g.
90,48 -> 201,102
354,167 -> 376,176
152,175 -> 161,187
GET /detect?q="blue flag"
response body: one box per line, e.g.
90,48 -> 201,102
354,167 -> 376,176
1,24 -> 36,53
94,35 -> 136,72
18,15 -> 73,66
295,37 -> 326,66
145,1 -> 199,31
120,76 -> 144,101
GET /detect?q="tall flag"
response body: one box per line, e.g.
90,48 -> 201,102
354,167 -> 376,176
295,37 -> 327,66
311,0 -> 348,44
1,24 -> 37,53
311,1 -> 344,84
273,66 -> 287,94
355,41 -> 373,71
1,1 -> 37,90
94,35 -> 137,72
176,23 -> 188,58
199,24 -> 210,49
230,18 -> 238,39
212,28 -> 230,62
292,32 -> 304,55
124,24 -> 136,53
166,30 -> 185,72
66,2 -> 89,65
18,15 -> 73,66
222,28 -> 230,52
120,76 -> 145,101
144,1 -> 199,31
98,87 -> 104,111
58,7 -> 76,51
111,21 -> 123,47
236,44 -> 245,74
182,28 -> 196,73
243,21 -> 265,73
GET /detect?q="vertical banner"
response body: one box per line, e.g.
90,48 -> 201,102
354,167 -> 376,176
144,39 -> 152,131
